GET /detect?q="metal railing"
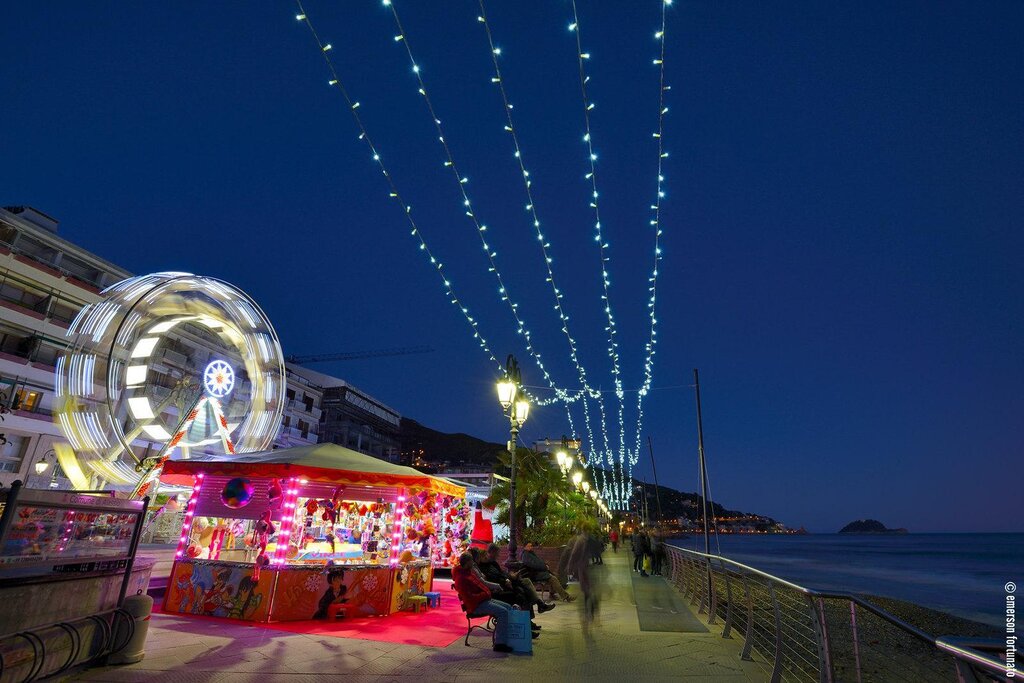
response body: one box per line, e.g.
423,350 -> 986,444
664,544 -> 1007,683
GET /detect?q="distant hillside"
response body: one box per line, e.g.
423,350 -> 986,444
398,418 -> 505,468
398,419 -> 784,528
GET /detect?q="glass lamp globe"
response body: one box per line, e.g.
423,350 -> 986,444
572,471 -> 583,487
512,398 -> 530,425
496,377 -> 517,409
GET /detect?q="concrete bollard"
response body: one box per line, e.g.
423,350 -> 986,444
108,593 -> 153,665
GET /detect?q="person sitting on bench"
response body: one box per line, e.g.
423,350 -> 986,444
469,548 -> 543,636
520,540 -> 574,602
452,552 -> 514,653
478,544 -> 555,618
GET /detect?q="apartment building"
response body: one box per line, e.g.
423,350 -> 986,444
286,364 -> 401,462
0,206 -> 130,489
276,365 -> 323,448
0,205 -> 332,490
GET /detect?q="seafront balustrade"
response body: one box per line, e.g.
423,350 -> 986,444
664,544 -> 1006,683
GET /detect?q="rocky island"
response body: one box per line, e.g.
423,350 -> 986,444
839,519 -> 908,534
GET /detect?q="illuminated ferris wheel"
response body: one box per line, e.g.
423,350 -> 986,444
53,272 -> 286,496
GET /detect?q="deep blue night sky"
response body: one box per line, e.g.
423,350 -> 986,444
3,2 -> 1021,532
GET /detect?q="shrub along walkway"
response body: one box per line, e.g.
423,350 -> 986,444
75,549 -> 764,682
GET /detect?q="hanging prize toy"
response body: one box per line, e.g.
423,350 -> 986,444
252,509 -> 276,557
267,478 -> 283,509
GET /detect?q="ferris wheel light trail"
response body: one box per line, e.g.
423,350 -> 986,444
54,272 -> 286,495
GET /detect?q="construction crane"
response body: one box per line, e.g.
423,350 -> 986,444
284,345 -> 434,365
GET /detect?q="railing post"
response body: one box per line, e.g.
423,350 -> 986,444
707,559 -> 717,624
953,659 -> 982,683
688,558 -> 700,605
740,575 -> 755,661
721,559 -> 734,638
769,583 -> 784,683
850,600 -> 862,683
807,595 -> 833,683
698,559 -> 709,615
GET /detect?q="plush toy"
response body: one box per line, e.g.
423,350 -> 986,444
305,499 -> 319,516
321,499 -> 337,524
186,543 -> 202,558
252,509 -> 276,558
266,478 -> 283,508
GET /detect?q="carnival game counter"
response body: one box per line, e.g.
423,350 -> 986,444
163,558 -> 433,623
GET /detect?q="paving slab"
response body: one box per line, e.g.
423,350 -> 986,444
72,549 -> 766,682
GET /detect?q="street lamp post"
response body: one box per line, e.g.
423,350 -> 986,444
496,354 -> 529,561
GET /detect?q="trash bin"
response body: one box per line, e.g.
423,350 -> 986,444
108,593 -> 153,665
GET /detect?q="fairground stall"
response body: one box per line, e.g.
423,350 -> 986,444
158,443 -> 466,622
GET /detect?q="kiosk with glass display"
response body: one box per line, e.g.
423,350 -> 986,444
158,443 -> 465,622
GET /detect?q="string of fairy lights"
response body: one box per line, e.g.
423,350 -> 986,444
292,0 -> 673,511
567,0 -> 629,503
293,1 -> 508,379
382,0 -> 587,449
633,0 -> 671,469
475,0 -> 608,496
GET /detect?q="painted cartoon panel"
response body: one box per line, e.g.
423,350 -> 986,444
163,560 -> 272,621
269,566 -> 396,621
390,560 -> 433,613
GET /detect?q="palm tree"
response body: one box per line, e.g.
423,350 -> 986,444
486,447 -> 596,549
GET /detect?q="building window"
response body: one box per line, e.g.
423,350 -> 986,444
13,389 -> 41,412
50,301 -> 79,325
0,434 -> 28,473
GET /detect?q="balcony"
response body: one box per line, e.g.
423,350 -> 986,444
286,399 -> 321,420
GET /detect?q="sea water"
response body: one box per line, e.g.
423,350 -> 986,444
666,533 -> 1023,627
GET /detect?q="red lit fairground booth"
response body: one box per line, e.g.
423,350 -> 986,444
158,443 -> 466,623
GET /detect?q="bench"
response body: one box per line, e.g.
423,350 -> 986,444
452,584 -> 496,646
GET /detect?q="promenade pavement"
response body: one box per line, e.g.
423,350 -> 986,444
73,548 -> 765,682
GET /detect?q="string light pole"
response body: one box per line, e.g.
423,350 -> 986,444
496,354 -> 530,561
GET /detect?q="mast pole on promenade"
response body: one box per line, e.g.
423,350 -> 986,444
647,436 -> 664,523
693,369 -> 711,555
693,368 -> 714,606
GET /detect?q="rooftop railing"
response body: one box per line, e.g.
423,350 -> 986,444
664,544 -> 1007,682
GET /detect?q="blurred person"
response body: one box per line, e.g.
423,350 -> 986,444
609,528 -> 619,553
631,530 -> 644,573
651,531 -> 666,576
